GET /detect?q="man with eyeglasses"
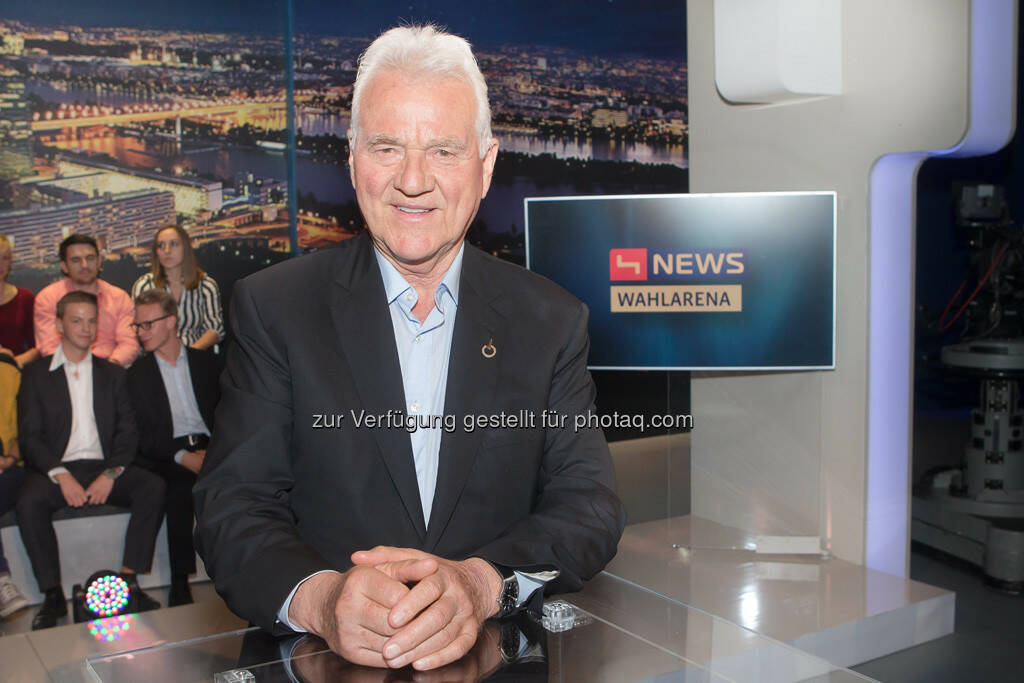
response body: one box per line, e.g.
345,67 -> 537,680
126,288 -> 219,606
34,234 -> 140,367
17,290 -> 164,629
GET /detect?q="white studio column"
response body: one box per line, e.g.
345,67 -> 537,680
688,0 -> 1016,575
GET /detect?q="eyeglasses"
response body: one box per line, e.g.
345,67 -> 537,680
131,314 -> 172,332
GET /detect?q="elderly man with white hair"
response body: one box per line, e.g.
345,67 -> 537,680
194,24 -> 624,671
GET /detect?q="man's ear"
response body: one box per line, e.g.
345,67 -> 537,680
480,138 -> 499,199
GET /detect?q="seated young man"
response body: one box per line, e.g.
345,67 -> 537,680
16,291 -> 164,630
127,289 -> 220,606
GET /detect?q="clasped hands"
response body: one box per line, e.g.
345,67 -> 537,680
289,546 -> 503,671
55,471 -> 113,507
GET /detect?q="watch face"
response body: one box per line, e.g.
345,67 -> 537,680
500,577 -> 519,615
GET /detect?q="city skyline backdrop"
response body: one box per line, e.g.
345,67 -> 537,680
3,1 -> 687,60
1,0 -> 688,307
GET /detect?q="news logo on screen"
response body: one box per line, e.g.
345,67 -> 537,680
609,248 -> 745,313
525,192 -> 836,369
609,248 -> 648,280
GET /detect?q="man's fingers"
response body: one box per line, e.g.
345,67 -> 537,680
382,597 -> 459,667
351,545 -> 426,566
351,600 -> 400,639
387,573 -> 444,628
374,558 -> 438,587
349,565 -> 417,609
350,625 -> 390,651
66,489 -> 87,507
409,628 -> 479,671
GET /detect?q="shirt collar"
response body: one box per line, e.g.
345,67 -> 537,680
50,344 -> 93,372
373,242 -> 464,308
59,278 -> 107,300
154,343 -> 187,369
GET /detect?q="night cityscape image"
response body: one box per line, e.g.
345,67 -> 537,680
0,0 -> 687,298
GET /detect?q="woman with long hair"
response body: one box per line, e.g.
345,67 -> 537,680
0,234 -> 38,368
131,226 -> 224,350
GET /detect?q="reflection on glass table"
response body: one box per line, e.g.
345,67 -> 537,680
88,582 -> 877,683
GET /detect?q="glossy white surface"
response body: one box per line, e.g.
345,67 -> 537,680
714,0 -> 843,103
605,516 -> 955,667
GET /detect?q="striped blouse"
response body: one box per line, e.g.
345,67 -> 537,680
131,273 -> 225,347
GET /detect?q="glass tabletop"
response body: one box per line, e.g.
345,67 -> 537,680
87,575 -> 876,683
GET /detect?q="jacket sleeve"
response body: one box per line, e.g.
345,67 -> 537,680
16,362 -> 62,475
192,278 -> 333,632
126,364 -> 178,463
107,366 -> 139,468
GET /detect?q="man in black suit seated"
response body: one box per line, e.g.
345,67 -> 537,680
16,291 -> 164,630
127,288 -> 219,606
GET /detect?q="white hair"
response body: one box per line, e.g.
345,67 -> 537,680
348,24 -> 493,157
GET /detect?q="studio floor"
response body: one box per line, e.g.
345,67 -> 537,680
850,544 -> 1024,683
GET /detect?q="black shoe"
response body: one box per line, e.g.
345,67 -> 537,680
122,574 -> 161,613
168,578 -> 193,607
132,588 -> 162,613
31,588 -> 68,631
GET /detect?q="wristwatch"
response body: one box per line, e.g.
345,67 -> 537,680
499,619 -> 522,663
492,563 -> 519,618
103,466 -> 124,481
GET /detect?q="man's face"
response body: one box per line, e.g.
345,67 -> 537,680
134,303 -> 176,353
61,244 -> 100,287
349,69 -> 498,271
56,302 -> 97,355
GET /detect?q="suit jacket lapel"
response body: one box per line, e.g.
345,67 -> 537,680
147,354 -> 174,438
186,348 -> 217,429
91,359 -> 111,458
424,247 -> 505,551
330,234 -> 427,540
51,365 -> 73,458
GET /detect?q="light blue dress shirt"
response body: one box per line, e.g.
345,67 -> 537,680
154,345 -> 210,465
374,244 -> 462,527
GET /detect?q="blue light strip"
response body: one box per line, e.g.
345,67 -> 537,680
865,0 -> 1016,577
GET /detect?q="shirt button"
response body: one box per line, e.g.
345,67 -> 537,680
410,402 -> 420,412
414,335 -> 421,343
405,293 -> 415,303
